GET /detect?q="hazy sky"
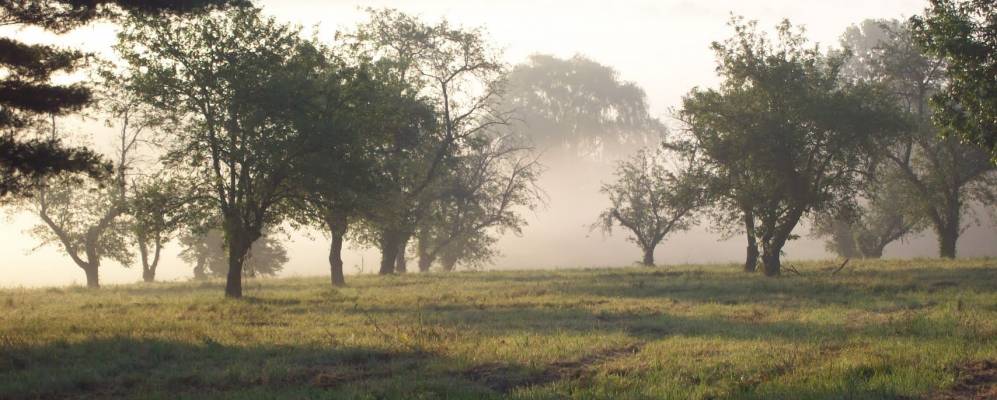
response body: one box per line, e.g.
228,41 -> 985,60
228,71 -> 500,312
7,0 -> 992,288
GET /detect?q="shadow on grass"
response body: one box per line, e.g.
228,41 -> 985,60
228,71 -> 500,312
5,264 -> 992,399
552,266 -> 997,308
0,337 -> 464,399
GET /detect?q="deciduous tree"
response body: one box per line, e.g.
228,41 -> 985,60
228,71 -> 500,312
677,18 -> 906,276
118,8 -> 334,297
593,148 -> 704,266
911,0 -> 997,161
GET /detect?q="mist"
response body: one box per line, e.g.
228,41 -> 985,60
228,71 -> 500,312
1,0 -> 995,288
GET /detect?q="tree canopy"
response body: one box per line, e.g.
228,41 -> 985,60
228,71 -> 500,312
594,148 -> 704,266
911,0 -> 997,162
0,0 -> 243,200
676,18 -> 907,276
503,54 -> 664,155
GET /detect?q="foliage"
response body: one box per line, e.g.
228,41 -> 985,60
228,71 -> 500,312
842,19 -> 996,258
911,0 -> 997,162
593,148 -> 704,266
415,135 -> 542,272
25,172 -> 131,283
502,54 -> 664,155
0,0 -> 241,200
342,8 -> 512,275
178,229 -> 288,278
128,177 -> 193,282
811,167 -> 927,258
16,107 -> 143,288
117,7 -> 336,296
288,62 -> 427,285
675,17 -> 907,275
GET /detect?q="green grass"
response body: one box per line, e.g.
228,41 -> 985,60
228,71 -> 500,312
1,258 -> 995,399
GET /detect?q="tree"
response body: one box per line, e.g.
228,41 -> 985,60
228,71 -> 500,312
91,68 -> 184,283
293,61 -> 433,286
593,148 -> 704,266
21,116 -> 136,288
343,8 -> 509,275
415,135 -> 542,272
0,0 -> 242,200
502,54 -> 664,156
129,177 -> 190,282
179,229 -> 287,279
807,20 -> 933,260
676,18 -> 906,276
911,0 -> 997,162
118,7 -> 335,297
811,167 -> 927,258
843,19 -> 996,258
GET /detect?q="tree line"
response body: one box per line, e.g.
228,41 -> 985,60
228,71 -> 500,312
3,3 -> 545,297
597,4 -> 996,275
1,1 -> 994,294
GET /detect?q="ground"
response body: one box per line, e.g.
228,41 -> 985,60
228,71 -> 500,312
1,258 -> 995,399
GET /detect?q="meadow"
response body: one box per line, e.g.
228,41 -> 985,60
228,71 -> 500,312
1,258 -> 995,399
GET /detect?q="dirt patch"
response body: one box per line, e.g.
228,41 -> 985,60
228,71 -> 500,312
930,360 -> 997,400
298,351 -> 428,388
464,344 -> 642,393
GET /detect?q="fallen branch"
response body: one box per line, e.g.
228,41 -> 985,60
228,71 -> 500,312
830,258 -> 851,276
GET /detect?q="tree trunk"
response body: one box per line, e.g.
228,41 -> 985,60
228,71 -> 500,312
138,237 -> 159,283
937,191 -> 961,259
641,247 -> 655,267
416,234 -> 434,272
329,232 -> 345,287
326,213 -> 348,287
743,209 -> 758,272
831,220 -> 860,258
225,234 -> 253,298
193,255 -> 208,280
441,252 -> 458,272
745,242 -> 759,273
83,265 -> 99,288
395,239 -> 408,274
938,224 -> 958,259
379,230 -> 402,275
418,255 -> 434,272
761,249 -> 781,277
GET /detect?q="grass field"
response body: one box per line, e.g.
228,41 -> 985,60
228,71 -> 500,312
1,259 -> 995,399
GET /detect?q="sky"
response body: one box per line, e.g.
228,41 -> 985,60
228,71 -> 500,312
4,0 -> 994,288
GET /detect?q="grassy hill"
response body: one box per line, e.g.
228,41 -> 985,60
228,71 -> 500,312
1,259 -> 995,399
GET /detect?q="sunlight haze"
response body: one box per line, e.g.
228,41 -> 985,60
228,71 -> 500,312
2,0 -> 993,288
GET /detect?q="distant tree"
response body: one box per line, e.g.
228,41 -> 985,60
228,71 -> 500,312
911,0 -> 997,162
90,68 -> 185,283
842,19 -> 996,258
592,148 -> 704,266
128,177 -> 190,282
179,229 -> 287,279
0,0 -> 242,200
415,135 -> 542,272
807,20 -> 932,259
811,167 -> 927,258
503,54 -> 664,156
118,8 -> 335,297
676,18 -> 906,276
21,116 -> 136,288
343,8 -> 509,275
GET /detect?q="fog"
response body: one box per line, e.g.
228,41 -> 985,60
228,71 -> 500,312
2,0 -> 995,288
